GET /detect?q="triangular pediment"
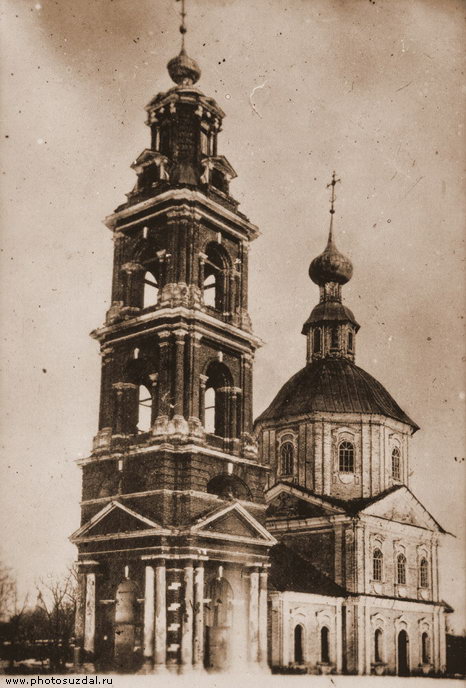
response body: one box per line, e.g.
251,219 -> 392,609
361,487 -> 444,532
266,483 -> 346,519
70,501 -> 170,542
209,155 -> 237,180
191,502 -> 276,545
131,149 -> 167,170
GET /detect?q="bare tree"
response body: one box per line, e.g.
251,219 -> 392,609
0,563 -> 17,622
34,566 -> 77,671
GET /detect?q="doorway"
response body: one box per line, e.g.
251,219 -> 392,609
294,624 -> 304,664
204,577 -> 233,671
397,629 -> 409,676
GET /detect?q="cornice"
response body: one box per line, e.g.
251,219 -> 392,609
255,412 -> 414,436
91,306 -> 263,350
77,441 -> 270,470
104,188 -> 259,239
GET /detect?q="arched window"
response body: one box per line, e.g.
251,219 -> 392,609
280,442 -> 294,475
143,271 -> 159,308
313,328 -> 322,353
207,474 -> 252,501
374,628 -> 383,663
392,447 -> 401,480
321,626 -> 330,664
338,441 -> 354,472
203,360 -> 233,438
138,385 -> 152,432
373,549 -> 383,582
203,243 -> 230,312
421,632 -> 430,664
419,558 -> 429,588
331,327 -> 339,349
294,624 -> 304,664
348,330 -> 354,351
397,553 -> 407,585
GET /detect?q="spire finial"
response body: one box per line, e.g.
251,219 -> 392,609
326,171 -> 341,242
167,0 -> 201,86
177,0 -> 187,51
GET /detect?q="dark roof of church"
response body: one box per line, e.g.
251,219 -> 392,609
288,482 -> 403,515
268,543 -> 346,596
255,357 -> 419,431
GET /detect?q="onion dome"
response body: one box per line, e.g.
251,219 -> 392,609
167,48 -> 201,86
309,233 -> 353,286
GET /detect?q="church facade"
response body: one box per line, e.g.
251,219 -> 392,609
70,35 -> 450,677
255,202 -> 450,675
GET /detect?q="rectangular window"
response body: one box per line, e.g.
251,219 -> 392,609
200,129 -> 210,156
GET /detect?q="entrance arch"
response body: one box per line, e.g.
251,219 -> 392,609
397,629 -> 409,676
204,577 -> 233,671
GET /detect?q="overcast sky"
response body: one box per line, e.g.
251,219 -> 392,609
1,0 -> 465,630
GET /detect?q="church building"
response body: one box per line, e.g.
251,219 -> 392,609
70,16 -> 450,677
255,174 -> 450,676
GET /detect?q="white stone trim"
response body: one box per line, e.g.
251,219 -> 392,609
69,500 -> 170,541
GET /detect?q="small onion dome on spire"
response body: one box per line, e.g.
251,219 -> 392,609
167,48 -> 201,86
309,233 -> 353,286
309,171 -> 353,286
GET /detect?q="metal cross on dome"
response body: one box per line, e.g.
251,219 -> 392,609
327,171 -> 341,215
176,0 -> 187,50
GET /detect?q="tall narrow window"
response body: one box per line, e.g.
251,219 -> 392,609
200,128 -> 210,156
331,327 -> 339,349
143,271 -> 158,308
421,632 -> 430,664
373,549 -> 383,582
280,442 -> 294,475
321,626 -> 330,664
313,328 -> 322,353
294,624 -> 304,664
138,385 -> 152,432
203,243 -> 230,312
419,558 -> 429,588
397,553 -> 407,585
338,441 -> 354,472
159,122 -> 170,156
203,361 -> 233,438
392,447 -> 401,480
348,330 -> 354,351
204,386 -> 216,434
374,628 -> 383,663
203,273 -> 216,308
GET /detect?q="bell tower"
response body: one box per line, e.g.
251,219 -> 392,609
71,6 -> 274,674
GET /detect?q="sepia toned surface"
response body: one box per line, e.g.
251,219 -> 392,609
0,0 -> 465,665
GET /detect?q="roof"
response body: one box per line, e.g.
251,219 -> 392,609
266,482 -> 448,534
255,357 -> 419,431
268,543 -> 346,596
302,301 -> 359,334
